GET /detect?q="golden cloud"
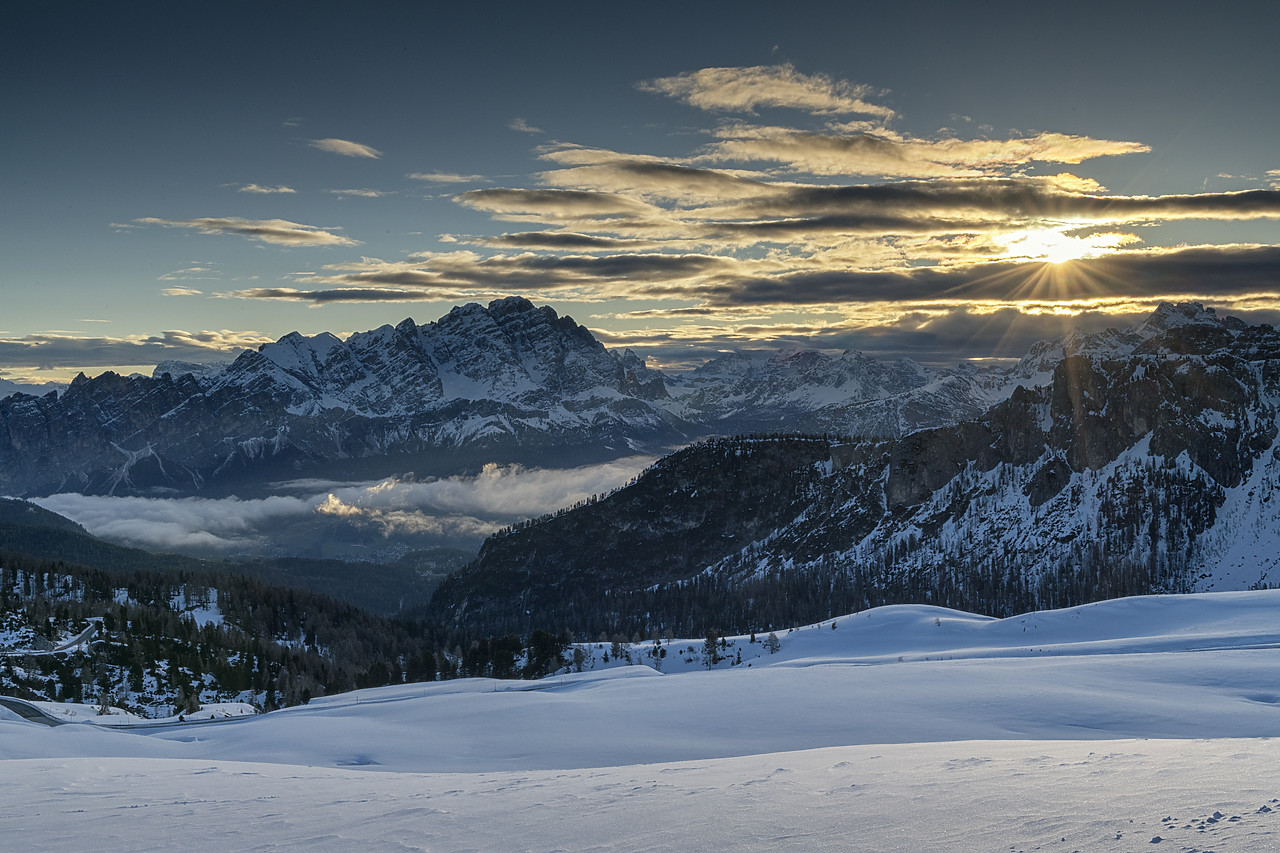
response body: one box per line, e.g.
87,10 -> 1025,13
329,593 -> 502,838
638,64 -> 894,118
309,138 -> 382,159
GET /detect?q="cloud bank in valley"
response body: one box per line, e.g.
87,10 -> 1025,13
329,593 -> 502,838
31,457 -> 655,556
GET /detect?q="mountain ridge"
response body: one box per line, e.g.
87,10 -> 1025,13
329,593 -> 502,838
0,296 -> 1038,498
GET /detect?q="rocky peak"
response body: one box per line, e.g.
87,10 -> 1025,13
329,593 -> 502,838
488,295 -> 537,317
152,360 -> 232,382
1137,301 -> 1226,335
1014,302 -> 1250,381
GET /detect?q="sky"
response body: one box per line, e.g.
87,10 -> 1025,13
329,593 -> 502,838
3,1 -> 1279,383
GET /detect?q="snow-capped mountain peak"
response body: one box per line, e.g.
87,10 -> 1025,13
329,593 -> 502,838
0,299 -> 1268,498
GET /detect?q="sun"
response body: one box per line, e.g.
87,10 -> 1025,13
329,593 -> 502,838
1001,229 -> 1138,264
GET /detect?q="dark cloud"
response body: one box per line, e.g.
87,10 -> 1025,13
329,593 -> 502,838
696,214 -> 990,241
798,300 -> 1280,365
735,183 -> 1280,225
695,245 -> 1280,307
275,253 -> 741,299
136,217 -> 359,247
0,330 -> 264,370
225,287 -> 431,304
476,232 -> 660,251
229,244 -> 1280,313
459,177 -> 1280,250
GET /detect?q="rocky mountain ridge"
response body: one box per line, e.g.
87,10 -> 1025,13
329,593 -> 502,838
0,296 -> 1038,497
0,298 -> 1247,500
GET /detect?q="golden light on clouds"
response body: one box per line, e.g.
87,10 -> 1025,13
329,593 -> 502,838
95,63 -> 1280,368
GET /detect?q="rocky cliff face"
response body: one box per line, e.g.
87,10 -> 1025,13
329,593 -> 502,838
429,303 -> 1280,636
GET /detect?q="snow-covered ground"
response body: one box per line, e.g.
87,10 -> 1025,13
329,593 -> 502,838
4,591 -> 1280,850
24,700 -> 256,726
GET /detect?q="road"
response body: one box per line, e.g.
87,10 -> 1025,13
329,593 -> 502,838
0,696 -> 67,727
0,621 -> 99,658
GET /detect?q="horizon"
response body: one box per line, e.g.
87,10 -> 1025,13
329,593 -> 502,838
0,295 -> 1239,392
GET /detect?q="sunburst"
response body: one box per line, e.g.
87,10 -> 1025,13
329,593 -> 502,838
1000,229 -> 1138,265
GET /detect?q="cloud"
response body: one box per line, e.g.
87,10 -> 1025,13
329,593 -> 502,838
743,183 -> 1280,225
317,250 -> 732,292
0,329 -> 271,370
238,183 -> 296,194
309,138 -> 382,158
509,118 -> 543,134
537,146 -> 772,203
695,125 -> 1149,178
136,217 -> 359,247
458,188 -> 664,223
223,237 -> 1280,320
474,232 -> 661,251
673,244 -> 1280,309
327,188 -> 395,198
220,286 -> 430,304
31,458 -> 654,554
161,286 -> 202,297
157,265 -> 216,281
197,67 -> 1280,366
407,171 -> 489,184
32,493 -> 314,552
638,64 -> 893,118
313,457 -> 654,535
315,495 -> 500,538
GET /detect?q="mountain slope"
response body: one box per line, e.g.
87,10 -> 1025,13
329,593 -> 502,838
0,498 -> 444,616
429,303 -> 1280,636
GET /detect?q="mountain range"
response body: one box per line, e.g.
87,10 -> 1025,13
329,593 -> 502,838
0,296 -> 1018,498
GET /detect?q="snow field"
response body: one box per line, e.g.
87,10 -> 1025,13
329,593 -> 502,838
3,741 -> 1277,852
3,590 -> 1280,850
